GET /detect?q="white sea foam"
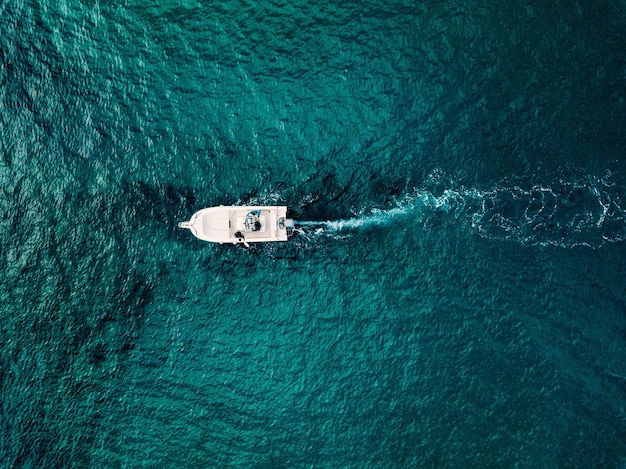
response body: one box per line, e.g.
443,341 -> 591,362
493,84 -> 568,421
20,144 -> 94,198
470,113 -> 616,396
295,174 -> 625,248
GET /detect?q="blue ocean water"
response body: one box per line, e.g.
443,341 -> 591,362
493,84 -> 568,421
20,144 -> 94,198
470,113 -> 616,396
1,0 -> 626,466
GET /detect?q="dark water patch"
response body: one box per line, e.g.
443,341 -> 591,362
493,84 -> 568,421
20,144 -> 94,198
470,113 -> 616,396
393,0 -> 626,186
120,180 -> 197,236
0,177 -> 167,465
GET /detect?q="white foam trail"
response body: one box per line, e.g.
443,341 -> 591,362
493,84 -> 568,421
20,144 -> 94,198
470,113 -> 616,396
294,174 -> 626,248
322,205 -> 411,230
295,192 -> 453,232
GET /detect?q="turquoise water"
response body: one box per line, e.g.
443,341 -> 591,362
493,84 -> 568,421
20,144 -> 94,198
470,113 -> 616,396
1,0 -> 626,466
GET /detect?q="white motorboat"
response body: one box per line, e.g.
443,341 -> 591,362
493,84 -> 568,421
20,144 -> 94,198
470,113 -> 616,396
178,206 -> 295,247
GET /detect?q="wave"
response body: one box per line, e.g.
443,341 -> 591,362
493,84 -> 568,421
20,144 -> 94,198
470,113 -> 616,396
295,174 -> 625,248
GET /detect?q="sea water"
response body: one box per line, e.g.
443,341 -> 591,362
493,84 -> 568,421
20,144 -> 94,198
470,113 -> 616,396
1,0 -> 625,467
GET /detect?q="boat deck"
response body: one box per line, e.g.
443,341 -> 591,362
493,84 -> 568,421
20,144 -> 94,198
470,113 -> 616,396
229,208 -> 287,241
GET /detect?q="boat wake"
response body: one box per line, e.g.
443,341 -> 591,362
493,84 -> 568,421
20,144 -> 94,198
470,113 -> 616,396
295,201 -> 424,230
295,173 -> 625,248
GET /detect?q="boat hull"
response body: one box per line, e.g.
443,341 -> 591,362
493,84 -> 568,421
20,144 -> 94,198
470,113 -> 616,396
179,206 -> 293,245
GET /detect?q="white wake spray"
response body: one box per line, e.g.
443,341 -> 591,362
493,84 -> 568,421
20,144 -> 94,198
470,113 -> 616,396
294,174 -> 625,248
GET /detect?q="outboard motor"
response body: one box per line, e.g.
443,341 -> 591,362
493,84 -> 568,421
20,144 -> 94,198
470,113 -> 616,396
279,218 -> 295,230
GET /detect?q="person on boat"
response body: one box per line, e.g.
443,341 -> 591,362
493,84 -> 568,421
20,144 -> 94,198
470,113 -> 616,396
245,211 -> 262,231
